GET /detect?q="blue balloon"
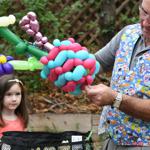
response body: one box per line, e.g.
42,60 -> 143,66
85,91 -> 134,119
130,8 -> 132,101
61,40 -> 71,46
67,50 -> 75,59
55,74 -> 66,87
70,85 -> 82,95
76,50 -> 89,60
88,54 -> 96,59
94,61 -> 100,74
42,65 -> 50,75
48,61 -> 55,69
53,39 -> 61,46
65,72 -> 73,81
72,65 -> 85,81
54,51 -> 67,67
40,70 -> 47,79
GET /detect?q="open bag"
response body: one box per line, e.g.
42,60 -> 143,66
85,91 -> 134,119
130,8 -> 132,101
0,131 -> 93,150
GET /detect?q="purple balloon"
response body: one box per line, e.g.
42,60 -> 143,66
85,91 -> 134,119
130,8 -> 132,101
35,32 -> 42,41
26,29 -> 35,36
41,37 -> 48,44
35,41 -> 43,47
22,24 -> 30,30
3,63 -> 14,74
27,12 -> 37,21
30,20 -> 39,33
7,56 -> 14,61
19,16 -> 30,26
0,64 -> 5,75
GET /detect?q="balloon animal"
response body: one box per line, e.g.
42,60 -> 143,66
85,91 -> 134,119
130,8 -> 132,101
0,13 -> 100,95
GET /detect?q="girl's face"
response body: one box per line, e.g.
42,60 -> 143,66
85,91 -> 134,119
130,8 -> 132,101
3,83 -> 22,113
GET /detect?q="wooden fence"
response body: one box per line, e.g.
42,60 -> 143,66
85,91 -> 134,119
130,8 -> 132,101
48,0 -> 139,51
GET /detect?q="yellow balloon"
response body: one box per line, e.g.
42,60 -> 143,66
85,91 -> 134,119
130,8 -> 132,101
0,55 -> 7,64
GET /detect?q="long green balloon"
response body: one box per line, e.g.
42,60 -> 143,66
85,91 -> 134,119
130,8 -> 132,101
9,57 -> 43,71
0,27 -> 48,59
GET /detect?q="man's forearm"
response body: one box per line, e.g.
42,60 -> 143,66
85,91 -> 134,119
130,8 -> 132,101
119,94 -> 150,122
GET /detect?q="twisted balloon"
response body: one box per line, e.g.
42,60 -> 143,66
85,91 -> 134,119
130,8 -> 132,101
40,38 -> 100,95
19,12 -> 54,52
0,13 -> 100,95
0,54 -> 14,76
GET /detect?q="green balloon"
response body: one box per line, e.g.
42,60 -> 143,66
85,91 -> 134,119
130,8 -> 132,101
0,27 -> 48,59
15,42 -> 27,54
9,57 -> 43,71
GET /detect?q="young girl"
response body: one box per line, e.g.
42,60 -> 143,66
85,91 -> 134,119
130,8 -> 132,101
0,74 -> 29,138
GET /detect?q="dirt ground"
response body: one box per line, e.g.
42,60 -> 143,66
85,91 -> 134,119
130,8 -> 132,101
28,89 -> 101,114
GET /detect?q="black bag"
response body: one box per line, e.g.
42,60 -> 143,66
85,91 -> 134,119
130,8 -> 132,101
0,131 -> 93,150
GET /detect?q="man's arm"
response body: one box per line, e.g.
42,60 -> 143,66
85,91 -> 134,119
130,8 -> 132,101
120,94 -> 150,122
95,26 -> 128,73
85,84 -> 150,122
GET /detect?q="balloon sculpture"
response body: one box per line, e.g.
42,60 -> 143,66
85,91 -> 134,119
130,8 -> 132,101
0,13 -> 100,95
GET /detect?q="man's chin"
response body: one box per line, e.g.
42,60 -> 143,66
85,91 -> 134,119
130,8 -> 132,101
143,32 -> 150,40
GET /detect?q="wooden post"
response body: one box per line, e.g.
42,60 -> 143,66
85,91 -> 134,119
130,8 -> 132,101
99,0 -> 116,46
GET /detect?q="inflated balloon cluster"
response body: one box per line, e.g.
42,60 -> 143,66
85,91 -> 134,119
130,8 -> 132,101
0,13 -> 100,95
18,12 -> 100,95
40,38 -> 100,95
0,54 -> 14,76
19,12 -> 54,52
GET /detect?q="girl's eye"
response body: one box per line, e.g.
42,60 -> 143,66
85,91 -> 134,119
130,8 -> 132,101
16,92 -> 21,96
5,92 -> 21,96
6,93 -> 12,96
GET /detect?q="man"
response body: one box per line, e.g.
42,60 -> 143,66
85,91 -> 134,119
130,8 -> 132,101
85,0 -> 150,149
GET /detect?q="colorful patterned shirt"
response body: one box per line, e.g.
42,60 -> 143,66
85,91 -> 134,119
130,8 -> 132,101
96,24 -> 150,146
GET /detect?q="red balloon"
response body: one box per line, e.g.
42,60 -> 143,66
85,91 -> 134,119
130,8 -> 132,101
83,59 -> 96,69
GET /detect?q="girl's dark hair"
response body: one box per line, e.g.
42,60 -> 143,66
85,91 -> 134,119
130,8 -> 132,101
0,74 -> 28,128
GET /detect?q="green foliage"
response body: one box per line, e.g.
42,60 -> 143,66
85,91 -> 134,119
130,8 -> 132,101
119,14 -> 139,28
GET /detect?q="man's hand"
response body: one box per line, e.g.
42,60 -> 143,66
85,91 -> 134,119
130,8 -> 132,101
85,84 -> 117,106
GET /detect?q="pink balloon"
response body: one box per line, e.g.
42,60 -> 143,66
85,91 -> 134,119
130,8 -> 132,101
68,43 -> 82,52
19,16 -> 30,26
27,12 -> 37,21
76,77 -> 85,84
89,66 -> 95,75
86,75 -> 93,85
62,59 -> 74,72
81,47 -> 88,51
41,37 -> 48,44
59,45 -> 69,51
35,32 -> 43,41
35,41 -> 43,47
74,58 -> 83,66
22,24 -> 30,30
44,42 -> 54,51
26,29 -> 35,36
55,67 -> 63,75
48,69 -> 58,81
40,56 -> 49,64
30,20 -> 39,33
68,38 -> 75,43
47,47 -> 59,60
83,59 -> 96,69
62,81 -> 76,92
68,43 -> 80,52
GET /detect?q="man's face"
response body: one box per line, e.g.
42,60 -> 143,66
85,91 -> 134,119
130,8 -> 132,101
140,0 -> 150,39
